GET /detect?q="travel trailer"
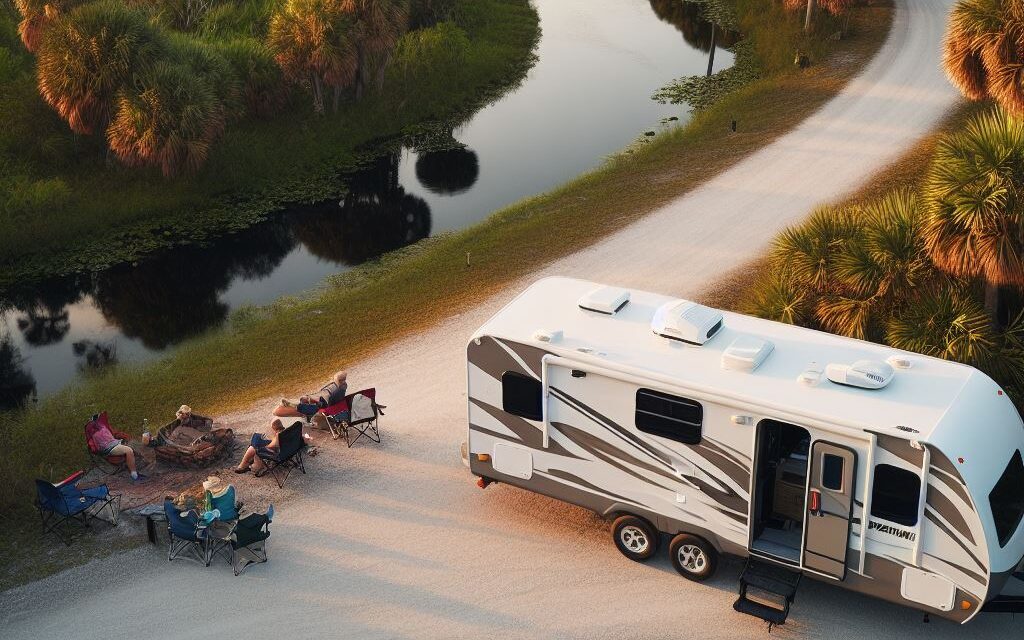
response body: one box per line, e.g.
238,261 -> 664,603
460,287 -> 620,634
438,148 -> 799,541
464,277 -> 1024,625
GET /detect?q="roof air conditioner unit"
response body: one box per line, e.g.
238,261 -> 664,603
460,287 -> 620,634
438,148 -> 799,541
721,336 -> 774,372
578,286 -> 630,315
825,360 -> 894,390
652,300 -> 723,345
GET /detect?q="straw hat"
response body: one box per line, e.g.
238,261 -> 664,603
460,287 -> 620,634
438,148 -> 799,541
176,404 -> 192,420
202,476 -> 224,495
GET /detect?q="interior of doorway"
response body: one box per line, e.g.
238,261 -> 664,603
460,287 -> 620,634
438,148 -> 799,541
751,420 -> 811,564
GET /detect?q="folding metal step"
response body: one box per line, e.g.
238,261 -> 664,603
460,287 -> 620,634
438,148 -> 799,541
734,559 -> 802,628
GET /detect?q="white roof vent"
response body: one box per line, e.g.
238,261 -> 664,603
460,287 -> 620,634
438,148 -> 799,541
652,300 -> 723,345
533,328 -> 563,343
721,336 -> 774,372
578,286 -> 630,315
826,360 -> 894,390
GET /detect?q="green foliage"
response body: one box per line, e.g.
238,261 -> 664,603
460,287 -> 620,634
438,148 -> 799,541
392,20 -> 469,83
2,177 -> 72,219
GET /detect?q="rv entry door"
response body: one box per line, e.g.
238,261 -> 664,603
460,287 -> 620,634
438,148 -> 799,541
802,441 -> 857,580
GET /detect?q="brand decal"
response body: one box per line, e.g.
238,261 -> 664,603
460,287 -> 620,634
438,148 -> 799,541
868,519 -> 916,542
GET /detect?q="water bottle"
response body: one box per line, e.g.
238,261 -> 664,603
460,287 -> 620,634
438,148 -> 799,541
142,418 -> 151,446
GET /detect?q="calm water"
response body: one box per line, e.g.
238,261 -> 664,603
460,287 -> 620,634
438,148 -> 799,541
0,0 -> 735,406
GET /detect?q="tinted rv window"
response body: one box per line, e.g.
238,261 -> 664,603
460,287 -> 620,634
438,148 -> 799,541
635,389 -> 702,444
501,372 -> 542,421
990,449 -> 1024,547
870,464 -> 921,526
822,453 -> 844,491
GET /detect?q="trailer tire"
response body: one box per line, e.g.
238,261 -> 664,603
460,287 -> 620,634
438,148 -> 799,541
668,533 -> 717,581
611,515 -> 659,561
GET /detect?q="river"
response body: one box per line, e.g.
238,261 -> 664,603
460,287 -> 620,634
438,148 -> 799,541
0,0 -> 735,407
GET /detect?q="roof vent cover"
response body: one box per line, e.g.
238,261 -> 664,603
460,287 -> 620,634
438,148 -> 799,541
578,286 -> 630,315
722,336 -> 774,372
652,300 -> 723,345
825,360 -> 894,390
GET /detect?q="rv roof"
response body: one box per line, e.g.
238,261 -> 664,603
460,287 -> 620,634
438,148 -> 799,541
473,277 -> 985,441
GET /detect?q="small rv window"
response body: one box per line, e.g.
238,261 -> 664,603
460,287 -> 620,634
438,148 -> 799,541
821,453 -> 844,491
870,464 -> 921,527
501,372 -> 543,421
635,389 -> 702,444
990,449 -> 1024,547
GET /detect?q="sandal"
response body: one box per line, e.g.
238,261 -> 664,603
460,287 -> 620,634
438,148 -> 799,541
234,466 -> 250,474
254,468 -> 267,478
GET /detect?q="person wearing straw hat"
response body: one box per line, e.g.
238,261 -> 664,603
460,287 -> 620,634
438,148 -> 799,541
174,405 -> 212,430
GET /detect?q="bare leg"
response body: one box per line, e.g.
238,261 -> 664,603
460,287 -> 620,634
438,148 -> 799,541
273,405 -> 304,418
109,444 -> 136,473
236,446 -> 258,471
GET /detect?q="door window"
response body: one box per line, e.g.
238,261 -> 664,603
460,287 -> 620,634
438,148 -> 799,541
821,453 -> 845,491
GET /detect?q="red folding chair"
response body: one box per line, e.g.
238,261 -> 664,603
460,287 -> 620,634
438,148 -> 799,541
319,388 -> 385,448
85,412 -> 131,475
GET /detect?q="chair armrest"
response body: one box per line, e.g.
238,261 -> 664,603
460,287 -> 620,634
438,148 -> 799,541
112,430 -> 133,441
55,470 -> 86,488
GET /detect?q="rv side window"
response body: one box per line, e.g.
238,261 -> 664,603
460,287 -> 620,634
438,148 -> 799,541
635,389 -> 702,444
501,372 -> 542,421
870,464 -> 921,527
990,449 -> 1024,547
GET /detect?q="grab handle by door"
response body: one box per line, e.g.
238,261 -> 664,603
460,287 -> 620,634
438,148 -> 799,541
808,488 -> 822,517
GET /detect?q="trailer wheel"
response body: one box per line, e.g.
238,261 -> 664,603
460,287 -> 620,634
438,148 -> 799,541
669,533 -> 717,581
611,515 -> 659,561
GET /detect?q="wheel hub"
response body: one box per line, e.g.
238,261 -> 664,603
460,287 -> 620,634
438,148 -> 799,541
620,525 -> 649,553
678,544 -> 706,572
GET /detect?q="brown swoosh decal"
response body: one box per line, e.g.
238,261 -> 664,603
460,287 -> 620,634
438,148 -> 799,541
470,423 -> 583,461
928,446 -> 968,486
700,436 -> 752,467
541,469 -> 646,508
550,387 -> 672,466
469,400 -> 583,460
500,339 -> 551,379
924,510 -> 987,576
930,465 -> 972,506
869,432 -> 924,468
691,443 -> 749,491
551,421 -> 681,489
467,336 -> 546,383
927,484 -> 976,545
923,552 -> 986,588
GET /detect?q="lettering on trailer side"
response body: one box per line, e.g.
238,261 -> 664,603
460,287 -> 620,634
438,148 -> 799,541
868,519 -> 917,542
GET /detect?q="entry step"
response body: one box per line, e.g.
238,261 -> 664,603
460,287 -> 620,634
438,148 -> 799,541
734,559 -> 802,627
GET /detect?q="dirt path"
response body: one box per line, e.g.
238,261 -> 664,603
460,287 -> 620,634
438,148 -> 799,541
4,1 -> 1012,638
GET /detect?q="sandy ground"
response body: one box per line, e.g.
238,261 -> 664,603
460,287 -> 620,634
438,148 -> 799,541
4,1 -> 1014,638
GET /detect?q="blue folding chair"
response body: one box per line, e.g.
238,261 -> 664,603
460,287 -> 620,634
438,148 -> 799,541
164,499 -> 211,566
210,505 -> 274,575
34,471 -> 120,545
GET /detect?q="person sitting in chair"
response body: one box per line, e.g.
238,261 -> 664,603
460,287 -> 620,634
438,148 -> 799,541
235,419 -> 315,476
88,417 -> 147,483
274,371 -> 348,424
174,405 -> 212,429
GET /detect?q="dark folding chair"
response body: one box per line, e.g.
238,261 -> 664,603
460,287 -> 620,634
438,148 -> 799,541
210,505 -> 274,576
322,388 -> 385,448
85,412 -> 131,475
164,499 -> 211,566
34,471 -> 121,545
257,422 -> 307,488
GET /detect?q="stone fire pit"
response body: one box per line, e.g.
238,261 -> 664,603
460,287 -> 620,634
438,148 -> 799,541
154,416 -> 235,468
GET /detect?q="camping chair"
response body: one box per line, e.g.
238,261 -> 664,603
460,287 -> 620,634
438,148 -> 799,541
256,422 -> 307,488
210,505 -> 274,576
164,499 -> 211,566
208,485 -> 240,522
85,412 -> 132,475
34,471 -> 121,545
322,388 -> 385,448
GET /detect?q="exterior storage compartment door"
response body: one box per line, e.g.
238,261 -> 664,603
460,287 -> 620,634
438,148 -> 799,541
802,441 -> 857,580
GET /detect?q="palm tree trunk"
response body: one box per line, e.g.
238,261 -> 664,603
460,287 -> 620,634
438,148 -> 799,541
706,23 -> 716,77
312,76 -> 324,115
804,0 -> 816,33
333,85 -> 341,113
985,279 -> 1002,326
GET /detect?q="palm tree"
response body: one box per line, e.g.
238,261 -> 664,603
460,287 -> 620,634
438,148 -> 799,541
944,0 -> 1024,117
887,287 -> 998,368
216,38 -> 289,118
743,268 -> 811,326
770,205 -> 856,292
783,0 -> 856,32
13,0 -> 84,52
343,0 -> 409,96
36,1 -> 163,134
268,0 -> 361,113
922,108 -> 1024,323
167,35 -> 243,117
106,61 -> 226,177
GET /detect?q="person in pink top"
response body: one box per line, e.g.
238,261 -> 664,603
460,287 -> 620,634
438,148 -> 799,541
89,418 -> 146,483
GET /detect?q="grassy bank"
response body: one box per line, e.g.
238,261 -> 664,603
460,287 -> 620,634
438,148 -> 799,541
0,0 -> 539,287
0,0 -> 895,520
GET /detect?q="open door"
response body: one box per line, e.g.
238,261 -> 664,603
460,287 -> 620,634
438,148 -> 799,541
802,441 -> 857,580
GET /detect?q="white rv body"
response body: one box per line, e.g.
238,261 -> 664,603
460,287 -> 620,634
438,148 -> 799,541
465,277 -> 1024,623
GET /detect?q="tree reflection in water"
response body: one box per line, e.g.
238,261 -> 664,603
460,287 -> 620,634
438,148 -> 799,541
291,152 -> 432,264
11,276 -> 86,347
415,147 -> 480,195
648,0 -> 739,52
0,333 -> 35,410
